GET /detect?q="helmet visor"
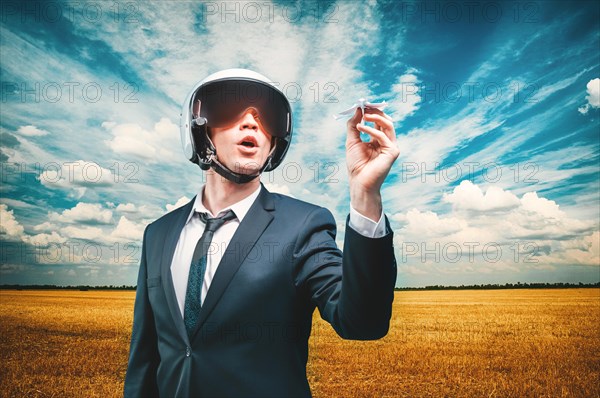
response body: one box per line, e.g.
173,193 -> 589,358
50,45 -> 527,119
193,79 -> 291,138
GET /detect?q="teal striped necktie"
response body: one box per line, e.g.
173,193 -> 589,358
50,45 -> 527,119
184,210 -> 236,338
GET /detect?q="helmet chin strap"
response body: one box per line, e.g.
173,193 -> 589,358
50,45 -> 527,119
199,131 -> 275,185
209,156 -> 262,184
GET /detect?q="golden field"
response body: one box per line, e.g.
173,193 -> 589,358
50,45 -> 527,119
0,289 -> 598,398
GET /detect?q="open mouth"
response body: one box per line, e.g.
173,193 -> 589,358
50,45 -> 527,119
238,136 -> 258,149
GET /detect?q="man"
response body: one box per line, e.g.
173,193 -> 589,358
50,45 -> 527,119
124,69 -> 399,397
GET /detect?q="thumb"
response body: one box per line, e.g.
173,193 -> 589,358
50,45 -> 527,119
346,107 -> 363,144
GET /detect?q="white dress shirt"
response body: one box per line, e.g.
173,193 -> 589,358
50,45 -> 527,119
170,185 -> 386,316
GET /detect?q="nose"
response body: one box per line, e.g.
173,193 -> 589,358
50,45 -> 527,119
239,110 -> 259,132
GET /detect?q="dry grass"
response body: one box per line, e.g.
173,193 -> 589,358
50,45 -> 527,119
1,289 -> 598,397
0,290 -> 132,398
307,289 -> 600,397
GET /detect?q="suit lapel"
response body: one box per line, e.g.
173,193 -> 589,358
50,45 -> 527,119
193,186 -> 275,337
161,196 -> 196,344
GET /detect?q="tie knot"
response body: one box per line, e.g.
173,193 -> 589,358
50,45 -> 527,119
199,210 -> 236,233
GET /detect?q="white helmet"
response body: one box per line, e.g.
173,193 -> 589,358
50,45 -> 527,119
180,68 -> 293,184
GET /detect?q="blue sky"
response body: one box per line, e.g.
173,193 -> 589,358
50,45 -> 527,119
1,0 -> 598,287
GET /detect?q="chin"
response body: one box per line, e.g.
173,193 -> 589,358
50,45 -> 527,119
229,160 -> 263,175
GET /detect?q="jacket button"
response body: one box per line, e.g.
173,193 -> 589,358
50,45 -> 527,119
185,346 -> 191,357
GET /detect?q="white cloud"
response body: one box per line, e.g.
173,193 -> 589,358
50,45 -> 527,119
110,216 -> 145,242
578,104 -> 590,115
520,192 -> 563,219
38,160 -> 116,198
31,202 -> 148,245
103,117 -> 180,163
392,182 -> 598,269
48,202 -> 113,225
32,222 -> 56,232
559,231 -> 600,265
61,225 -> 105,241
23,231 -> 66,246
505,207 -> 592,242
17,125 -> 50,136
166,196 -> 192,212
578,77 -> 600,114
393,209 -> 467,237
443,180 -> 520,212
116,203 -> 137,213
0,204 -> 25,239
114,202 -> 165,222
585,78 -> 600,107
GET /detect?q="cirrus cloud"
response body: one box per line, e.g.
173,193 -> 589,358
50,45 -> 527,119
17,125 -> 50,137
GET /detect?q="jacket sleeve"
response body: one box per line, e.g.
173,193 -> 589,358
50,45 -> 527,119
293,207 -> 397,340
124,225 -> 160,397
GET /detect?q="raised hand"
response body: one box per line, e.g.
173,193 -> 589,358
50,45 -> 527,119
346,107 -> 400,221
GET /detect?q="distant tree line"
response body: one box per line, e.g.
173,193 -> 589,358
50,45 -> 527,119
0,284 -> 136,291
395,282 -> 600,291
1,282 -> 599,291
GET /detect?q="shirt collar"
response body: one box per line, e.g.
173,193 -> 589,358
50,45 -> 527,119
185,184 -> 262,225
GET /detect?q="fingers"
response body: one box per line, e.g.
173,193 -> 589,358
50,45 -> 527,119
362,109 -> 395,141
346,107 -> 363,128
363,108 -> 394,124
346,107 -> 363,145
346,107 -> 397,151
364,107 -> 393,120
356,122 -> 393,149
356,121 -> 400,159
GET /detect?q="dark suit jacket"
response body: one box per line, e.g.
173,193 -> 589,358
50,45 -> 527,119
124,185 -> 397,398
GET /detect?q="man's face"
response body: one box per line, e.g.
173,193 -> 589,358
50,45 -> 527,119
208,108 -> 273,175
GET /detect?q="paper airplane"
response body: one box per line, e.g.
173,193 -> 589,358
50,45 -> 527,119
333,98 -> 387,121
